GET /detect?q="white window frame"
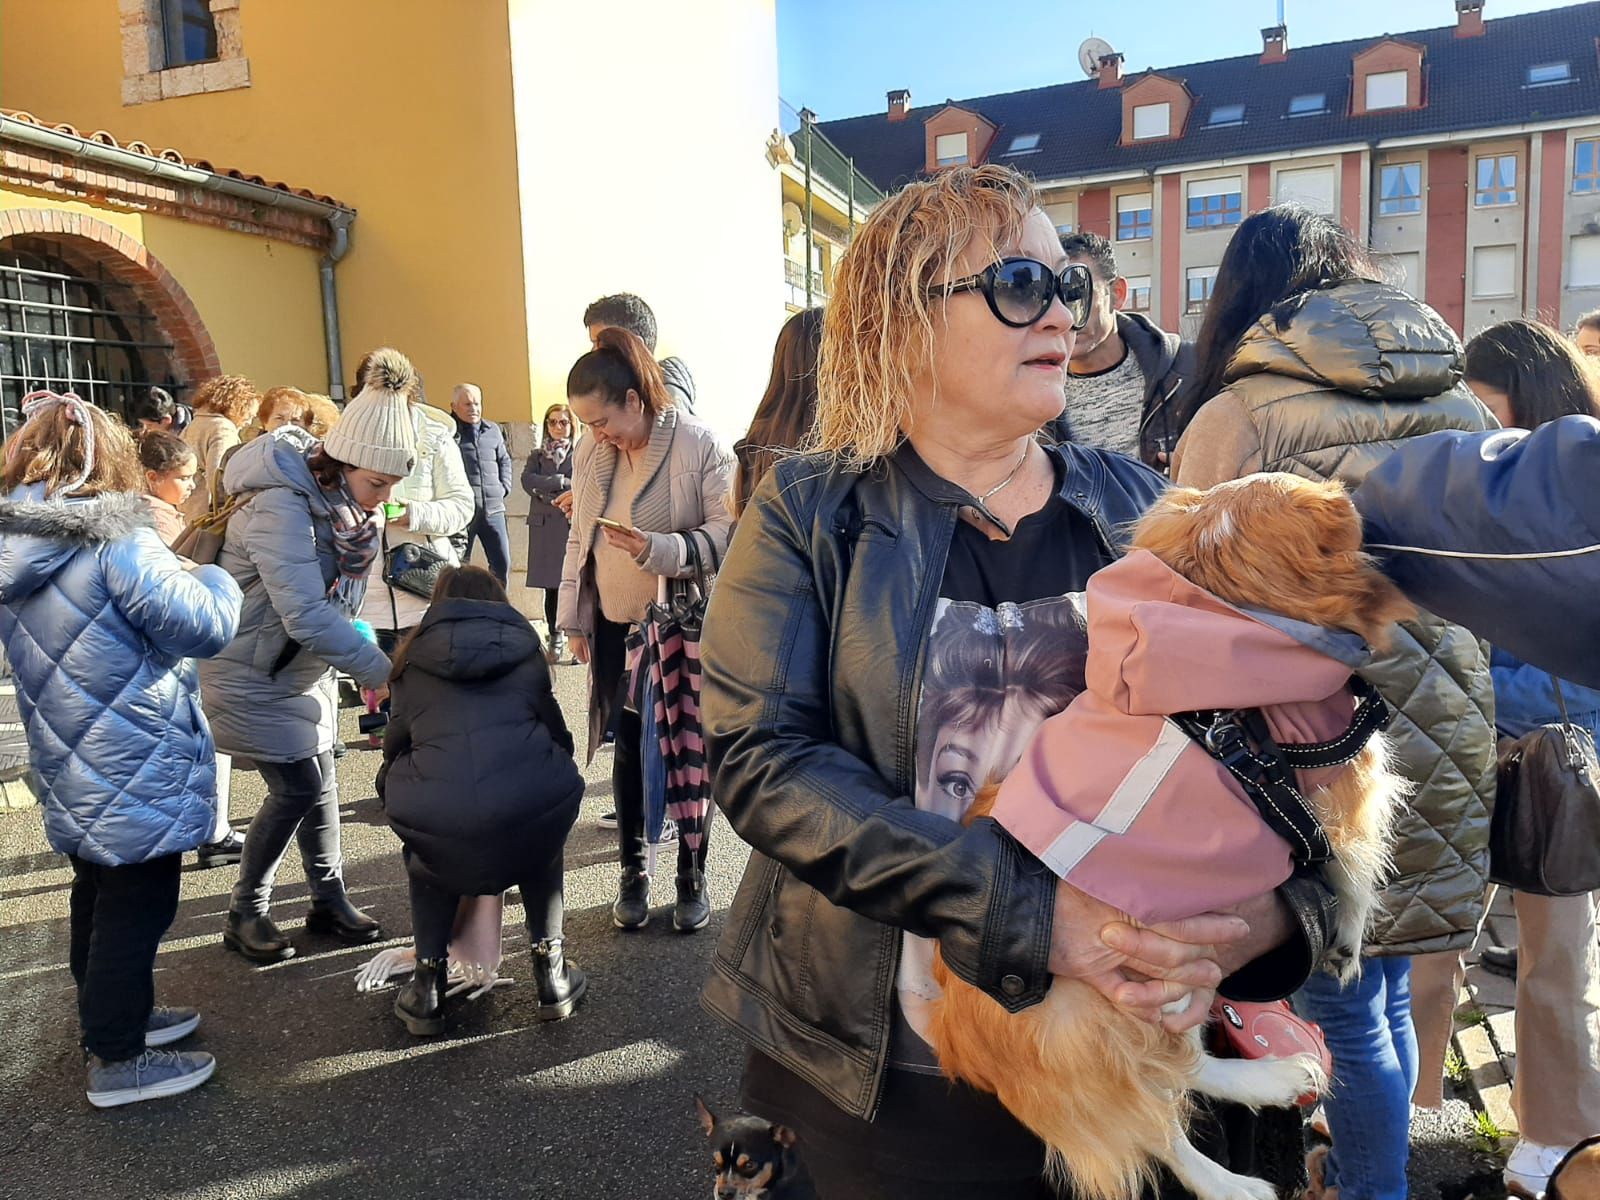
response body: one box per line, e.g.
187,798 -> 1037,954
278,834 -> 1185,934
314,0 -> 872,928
1132,102 -> 1171,141
934,132 -> 969,167
1570,236 -> 1600,289
1365,70 -> 1410,112
1275,165 -> 1336,215
1378,162 -> 1423,215
1004,133 -> 1041,155
1207,104 -> 1244,127
1471,244 -> 1517,299
1116,192 -> 1153,242
1287,93 -> 1326,117
1527,62 -> 1572,88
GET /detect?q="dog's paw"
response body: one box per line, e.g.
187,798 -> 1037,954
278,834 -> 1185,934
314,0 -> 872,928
1252,1052 -> 1326,1108
1327,939 -> 1362,986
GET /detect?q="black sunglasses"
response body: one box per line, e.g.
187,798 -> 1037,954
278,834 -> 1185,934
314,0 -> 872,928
935,258 -> 1094,330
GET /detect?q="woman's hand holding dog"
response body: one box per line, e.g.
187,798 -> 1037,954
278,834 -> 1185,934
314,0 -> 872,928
1050,880 -> 1272,1033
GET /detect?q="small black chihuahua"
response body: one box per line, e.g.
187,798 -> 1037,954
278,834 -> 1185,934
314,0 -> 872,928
694,1095 -> 809,1198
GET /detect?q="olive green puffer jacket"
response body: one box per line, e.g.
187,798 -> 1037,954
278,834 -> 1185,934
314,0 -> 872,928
1174,280 -> 1497,957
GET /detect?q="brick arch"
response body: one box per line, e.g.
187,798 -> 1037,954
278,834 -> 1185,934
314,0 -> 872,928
0,207 -> 222,385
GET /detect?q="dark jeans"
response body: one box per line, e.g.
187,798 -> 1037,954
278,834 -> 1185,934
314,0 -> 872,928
231,752 -> 345,916
69,853 -> 182,1062
408,847 -> 566,960
464,509 -> 512,586
592,613 -> 708,880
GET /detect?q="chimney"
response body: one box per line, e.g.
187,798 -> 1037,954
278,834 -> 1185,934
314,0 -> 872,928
1261,24 -> 1288,64
1455,1 -> 1485,37
887,89 -> 911,121
1097,52 -> 1124,89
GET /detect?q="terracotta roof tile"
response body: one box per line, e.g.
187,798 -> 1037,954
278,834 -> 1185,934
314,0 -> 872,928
0,109 -> 349,208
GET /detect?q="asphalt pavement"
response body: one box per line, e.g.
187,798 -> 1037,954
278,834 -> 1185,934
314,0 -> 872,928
0,657 -> 1492,1200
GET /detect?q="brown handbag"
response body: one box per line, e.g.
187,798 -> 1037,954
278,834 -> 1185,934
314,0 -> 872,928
1490,676 -> 1600,897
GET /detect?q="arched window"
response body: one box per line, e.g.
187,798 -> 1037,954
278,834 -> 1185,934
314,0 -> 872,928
0,236 -> 183,435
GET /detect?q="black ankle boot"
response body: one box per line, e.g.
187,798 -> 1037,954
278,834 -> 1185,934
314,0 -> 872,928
305,894 -> 383,943
673,869 -> 710,933
223,911 -> 296,963
612,868 -> 650,931
394,958 -> 448,1036
532,939 -> 587,1022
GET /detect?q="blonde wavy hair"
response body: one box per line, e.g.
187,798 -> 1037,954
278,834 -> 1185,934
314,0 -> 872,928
192,374 -> 260,427
814,164 -> 1040,466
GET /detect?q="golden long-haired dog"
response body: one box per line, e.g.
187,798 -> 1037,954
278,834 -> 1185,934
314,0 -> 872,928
928,473 -> 1414,1200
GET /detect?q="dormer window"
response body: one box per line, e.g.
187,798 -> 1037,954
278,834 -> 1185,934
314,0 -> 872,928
1527,62 -> 1572,87
1365,70 -> 1410,111
1288,93 -> 1327,117
935,133 -> 969,167
1003,134 -> 1041,155
1132,102 -> 1171,141
1207,104 -> 1245,128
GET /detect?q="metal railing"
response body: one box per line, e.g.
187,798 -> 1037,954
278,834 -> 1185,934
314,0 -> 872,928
780,99 -> 884,309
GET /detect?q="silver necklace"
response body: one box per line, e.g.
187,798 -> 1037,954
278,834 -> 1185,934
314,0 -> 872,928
977,445 -> 1031,504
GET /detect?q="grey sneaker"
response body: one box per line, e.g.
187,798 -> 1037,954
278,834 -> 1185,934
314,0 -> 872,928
145,1006 -> 200,1047
86,1048 -> 215,1108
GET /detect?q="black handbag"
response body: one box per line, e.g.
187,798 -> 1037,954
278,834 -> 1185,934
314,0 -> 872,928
1490,674 -> 1600,896
383,539 -> 449,600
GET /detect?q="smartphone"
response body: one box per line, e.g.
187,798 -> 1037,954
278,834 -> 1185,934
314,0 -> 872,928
358,710 -> 389,736
594,516 -> 635,533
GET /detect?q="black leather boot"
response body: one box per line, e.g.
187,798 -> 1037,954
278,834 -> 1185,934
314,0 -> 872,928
394,958 -> 447,1036
304,894 -> 383,943
223,911 -> 295,963
612,868 -> 650,931
532,939 -> 587,1021
673,869 -> 710,933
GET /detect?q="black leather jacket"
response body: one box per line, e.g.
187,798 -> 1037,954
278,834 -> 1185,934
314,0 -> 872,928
701,442 -> 1339,1119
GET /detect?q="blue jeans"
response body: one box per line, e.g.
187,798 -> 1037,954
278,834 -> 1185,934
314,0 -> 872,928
464,509 -> 512,586
1296,957 -> 1417,1200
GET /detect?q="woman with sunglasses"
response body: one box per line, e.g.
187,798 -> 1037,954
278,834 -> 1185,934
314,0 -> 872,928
699,165 -> 1340,1200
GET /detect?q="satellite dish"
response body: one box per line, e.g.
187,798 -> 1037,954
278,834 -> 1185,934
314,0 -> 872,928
1079,36 -> 1115,77
782,201 -> 804,238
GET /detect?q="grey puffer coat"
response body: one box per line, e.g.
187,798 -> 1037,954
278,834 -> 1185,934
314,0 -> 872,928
1173,280 -> 1498,956
199,430 -> 392,763
0,487 -> 240,866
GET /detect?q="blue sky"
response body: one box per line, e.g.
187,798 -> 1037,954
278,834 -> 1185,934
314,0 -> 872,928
777,0 -> 1584,120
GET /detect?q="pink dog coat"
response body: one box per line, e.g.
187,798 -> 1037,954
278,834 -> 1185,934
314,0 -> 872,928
991,549 -> 1361,924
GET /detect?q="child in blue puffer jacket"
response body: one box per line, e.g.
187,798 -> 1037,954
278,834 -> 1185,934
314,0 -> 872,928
0,392 -> 241,1111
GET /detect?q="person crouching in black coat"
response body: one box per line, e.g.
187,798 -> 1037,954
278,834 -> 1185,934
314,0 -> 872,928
377,565 -> 586,1034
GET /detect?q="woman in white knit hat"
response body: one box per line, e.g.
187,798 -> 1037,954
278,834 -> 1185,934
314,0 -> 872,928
202,350 -> 418,963
350,353 -> 473,653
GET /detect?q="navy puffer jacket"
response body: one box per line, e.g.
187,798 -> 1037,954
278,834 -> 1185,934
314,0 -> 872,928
0,487 -> 241,865
378,598 -> 583,896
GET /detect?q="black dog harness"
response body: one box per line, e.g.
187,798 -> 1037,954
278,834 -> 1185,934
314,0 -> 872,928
1172,676 -> 1392,868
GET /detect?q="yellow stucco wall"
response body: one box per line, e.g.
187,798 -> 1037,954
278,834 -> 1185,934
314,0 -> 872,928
509,0 -> 787,437
0,186 -> 323,393
0,0 -> 533,419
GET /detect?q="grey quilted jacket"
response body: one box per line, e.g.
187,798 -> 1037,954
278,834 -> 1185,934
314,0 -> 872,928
1174,280 -> 1498,956
0,486 -> 241,866
199,430 -> 392,763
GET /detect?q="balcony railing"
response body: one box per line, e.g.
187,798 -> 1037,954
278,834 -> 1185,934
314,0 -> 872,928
784,258 -> 827,301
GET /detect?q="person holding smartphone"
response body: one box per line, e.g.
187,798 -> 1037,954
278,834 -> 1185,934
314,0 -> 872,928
557,327 -> 733,935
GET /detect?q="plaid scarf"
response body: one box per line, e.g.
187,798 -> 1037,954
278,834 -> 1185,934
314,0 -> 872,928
316,457 -> 380,615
